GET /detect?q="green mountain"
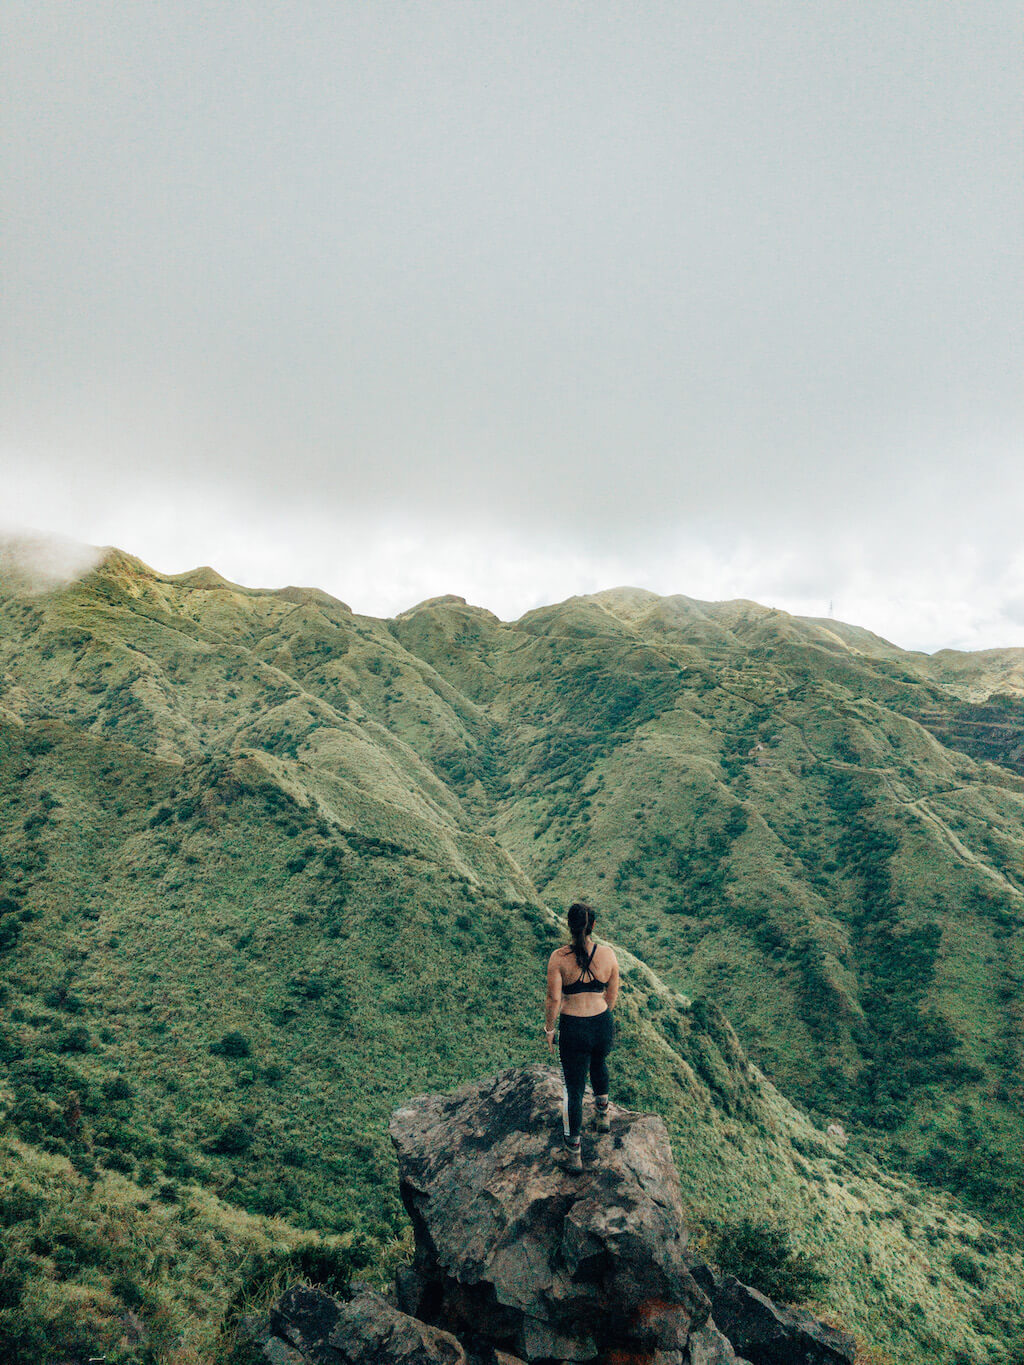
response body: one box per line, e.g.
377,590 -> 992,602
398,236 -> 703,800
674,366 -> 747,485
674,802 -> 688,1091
0,547 -> 1022,1365
393,586 -> 1024,1215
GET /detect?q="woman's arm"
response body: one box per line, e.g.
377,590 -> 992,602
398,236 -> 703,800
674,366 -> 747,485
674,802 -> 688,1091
604,953 -> 620,1009
545,953 -> 562,1051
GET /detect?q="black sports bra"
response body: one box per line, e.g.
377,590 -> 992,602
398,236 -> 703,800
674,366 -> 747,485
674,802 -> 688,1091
562,945 -> 608,995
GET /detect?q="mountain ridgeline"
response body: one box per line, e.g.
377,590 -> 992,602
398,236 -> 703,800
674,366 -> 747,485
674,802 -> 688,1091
1,548 -> 1022,1365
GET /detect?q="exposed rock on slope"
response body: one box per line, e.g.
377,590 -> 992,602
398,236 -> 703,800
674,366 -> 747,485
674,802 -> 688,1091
250,1065 -> 856,1365
390,1063 -> 710,1361
250,1283 -> 468,1364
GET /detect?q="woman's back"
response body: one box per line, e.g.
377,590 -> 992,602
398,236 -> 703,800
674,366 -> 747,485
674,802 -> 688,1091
553,940 -> 618,1016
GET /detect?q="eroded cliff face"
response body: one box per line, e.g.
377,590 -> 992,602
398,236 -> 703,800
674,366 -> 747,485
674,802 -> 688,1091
913,695 -> 1024,774
248,1065 -> 856,1365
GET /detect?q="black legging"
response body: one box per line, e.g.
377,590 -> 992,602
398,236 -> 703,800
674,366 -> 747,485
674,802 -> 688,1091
558,1009 -> 614,1140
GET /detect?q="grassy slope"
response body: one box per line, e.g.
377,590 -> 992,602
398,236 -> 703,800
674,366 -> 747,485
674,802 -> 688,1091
391,590 -> 1024,1227
0,553 -> 1021,1364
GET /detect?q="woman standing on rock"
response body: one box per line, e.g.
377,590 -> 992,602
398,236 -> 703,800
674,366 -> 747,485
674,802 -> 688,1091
544,901 -> 620,1171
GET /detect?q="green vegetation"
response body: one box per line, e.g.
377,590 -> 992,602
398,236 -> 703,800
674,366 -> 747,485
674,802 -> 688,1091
707,1214 -> 830,1304
0,554 -> 1023,1362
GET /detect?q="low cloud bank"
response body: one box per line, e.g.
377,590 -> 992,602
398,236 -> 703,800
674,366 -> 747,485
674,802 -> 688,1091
0,529 -> 104,596
3,505 -> 1023,656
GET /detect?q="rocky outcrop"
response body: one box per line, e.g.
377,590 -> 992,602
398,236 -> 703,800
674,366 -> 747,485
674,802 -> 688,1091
247,1065 -> 856,1365
691,1269 -> 857,1365
248,1283 -> 468,1365
389,1063 -> 707,1361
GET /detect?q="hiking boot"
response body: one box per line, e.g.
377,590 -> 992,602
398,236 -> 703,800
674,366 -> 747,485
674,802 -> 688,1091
558,1141 -> 583,1173
594,1108 -> 610,1133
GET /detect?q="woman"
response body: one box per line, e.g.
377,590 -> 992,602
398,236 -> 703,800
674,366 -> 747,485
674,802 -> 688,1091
544,901 -> 620,1171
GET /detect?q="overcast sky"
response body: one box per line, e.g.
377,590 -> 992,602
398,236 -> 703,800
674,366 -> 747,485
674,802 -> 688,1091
2,2 -> 1022,651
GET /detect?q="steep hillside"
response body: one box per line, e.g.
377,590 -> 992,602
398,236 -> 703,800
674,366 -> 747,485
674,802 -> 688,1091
390,588 -> 1024,1226
1,548 -> 1022,1364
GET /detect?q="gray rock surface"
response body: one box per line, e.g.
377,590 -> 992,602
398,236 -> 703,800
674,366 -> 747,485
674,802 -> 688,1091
253,1285 -> 468,1365
270,1285 -> 342,1365
686,1317 -> 751,1364
708,1276 -> 856,1365
389,1063 -> 709,1361
331,1286 -> 467,1364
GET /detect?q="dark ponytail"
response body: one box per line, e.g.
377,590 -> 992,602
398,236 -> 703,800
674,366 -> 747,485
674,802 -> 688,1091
566,901 -> 596,969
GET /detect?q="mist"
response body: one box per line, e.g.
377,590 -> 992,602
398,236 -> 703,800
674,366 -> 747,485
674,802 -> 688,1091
2,3 -> 1021,651
0,530 -> 104,597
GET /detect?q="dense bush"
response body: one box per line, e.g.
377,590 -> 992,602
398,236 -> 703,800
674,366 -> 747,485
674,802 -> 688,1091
710,1216 -> 829,1305
212,1031 -> 253,1058
0,918 -> 22,952
949,1250 -> 984,1287
56,1026 -> 92,1054
101,1074 -> 134,1102
208,1120 -> 255,1155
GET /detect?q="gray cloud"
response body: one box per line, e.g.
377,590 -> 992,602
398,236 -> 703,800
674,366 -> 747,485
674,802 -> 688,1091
2,2 -> 1021,649
0,530 -> 103,595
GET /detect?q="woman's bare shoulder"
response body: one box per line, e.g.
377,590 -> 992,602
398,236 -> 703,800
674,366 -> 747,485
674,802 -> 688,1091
598,943 -> 619,968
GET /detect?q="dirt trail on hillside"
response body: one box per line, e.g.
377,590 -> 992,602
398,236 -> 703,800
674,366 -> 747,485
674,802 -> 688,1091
795,734 -> 1022,900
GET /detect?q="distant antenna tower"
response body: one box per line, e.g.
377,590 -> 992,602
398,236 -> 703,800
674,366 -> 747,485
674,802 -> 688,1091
828,599 -> 834,618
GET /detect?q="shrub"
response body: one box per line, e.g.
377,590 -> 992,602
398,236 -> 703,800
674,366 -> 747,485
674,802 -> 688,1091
56,1026 -> 92,1053
949,1250 -> 984,1287
43,987 -> 85,1014
289,975 -> 328,1001
711,1216 -> 829,1305
0,920 -> 23,952
0,1248 -> 31,1308
99,1149 -> 134,1174
227,1233 -> 374,1320
211,1031 -> 253,1058
9,1093 -> 66,1141
101,1074 -> 135,1102
112,1271 -> 160,1313
208,1119 -> 254,1155
0,1186 -> 43,1226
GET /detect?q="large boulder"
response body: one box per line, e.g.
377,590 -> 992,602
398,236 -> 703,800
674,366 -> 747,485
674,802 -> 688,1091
252,1284 -> 469,1365
333,1286 -> 468,1365
388,1063 -> 710,1362
708,1277 -> 857,1365
268,1285 -> 341,1364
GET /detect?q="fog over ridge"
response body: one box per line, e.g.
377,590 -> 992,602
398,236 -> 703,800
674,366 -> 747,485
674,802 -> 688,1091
0,530 -> 105,597
2,4 -> 1021,653
4,524 -> 1023,661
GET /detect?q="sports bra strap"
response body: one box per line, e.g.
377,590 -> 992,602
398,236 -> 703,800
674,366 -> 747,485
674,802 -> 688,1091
571,944 -> 597,981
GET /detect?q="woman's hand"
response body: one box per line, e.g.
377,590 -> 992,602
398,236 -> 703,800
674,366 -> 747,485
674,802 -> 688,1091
545,1027 -> 556,1053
